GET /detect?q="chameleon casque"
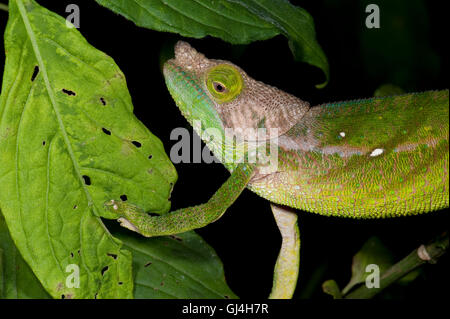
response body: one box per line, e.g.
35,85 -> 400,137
107,41 -> 449,298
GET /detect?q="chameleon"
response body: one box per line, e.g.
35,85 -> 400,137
106,41 -> 449,298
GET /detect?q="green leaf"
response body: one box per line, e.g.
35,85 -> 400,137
1,208 -> 236,298
0,210 -> 51,298
95,0 -> 329,87
116,231 -> 237,299
341,237 -> 394,295
0,0 -> 176,298
321,279 -> 342,299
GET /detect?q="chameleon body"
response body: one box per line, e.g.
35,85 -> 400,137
251,91 -> 449,218
163,42 -> 449,218
108,41 -> 449,298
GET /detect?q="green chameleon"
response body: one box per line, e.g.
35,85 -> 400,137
107,41 -> 449,298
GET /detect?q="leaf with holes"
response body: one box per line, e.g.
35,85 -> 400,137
95,0 -> 329,87
116,230 -> 237,298
0,210 -> 51,298
1,206 -> 236,298
0,0 -> 177,298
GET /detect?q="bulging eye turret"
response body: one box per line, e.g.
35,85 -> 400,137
206,64 -> 244,103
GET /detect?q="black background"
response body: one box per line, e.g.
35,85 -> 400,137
0,0 -> 448,299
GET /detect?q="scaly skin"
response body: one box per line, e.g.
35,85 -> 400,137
163,42 -> 449,219
251,91 -> 449,218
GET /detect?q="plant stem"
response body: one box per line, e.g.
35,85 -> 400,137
345,232 -> 449,299
0,3 -> 8,12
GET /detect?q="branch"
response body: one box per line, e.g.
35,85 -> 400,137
345,232 -> 449,299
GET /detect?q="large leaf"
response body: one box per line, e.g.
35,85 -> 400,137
118,231 -> 237,298
95,0 -> 329,87
1,208 -> 235,298
0,210 -> 51,298
0,0 -> 177,298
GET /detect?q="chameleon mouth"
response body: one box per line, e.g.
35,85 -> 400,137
162,55 -> 225,134
163,60 -> 211,107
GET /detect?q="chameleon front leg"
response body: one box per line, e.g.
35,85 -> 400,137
269,204 -> 300,299
105,163 -> 255,237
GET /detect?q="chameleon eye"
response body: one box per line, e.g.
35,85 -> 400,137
206,64 -> 244,103
213,81 -> 227,93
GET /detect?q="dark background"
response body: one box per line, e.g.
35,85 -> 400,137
0,0 -> 448,299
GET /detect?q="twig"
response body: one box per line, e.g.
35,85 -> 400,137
345,232 -> 449,299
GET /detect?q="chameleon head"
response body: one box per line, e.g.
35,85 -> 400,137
163,41 -> 310,142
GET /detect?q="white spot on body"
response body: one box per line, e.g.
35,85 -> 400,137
113,204 -> 118,210
370,148 -> 384,157
339,132 -> 346,137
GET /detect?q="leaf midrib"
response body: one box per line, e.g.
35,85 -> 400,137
15,2 -> 123,290
16,0 -> 97,212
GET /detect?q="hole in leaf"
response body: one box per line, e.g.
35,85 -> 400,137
31,65 -> 39,81
101,266 -> 109,276
82,175 -> 91,185
42,141 -> 46,146
169,235 -> 183,242
61,294 -> 65,299
94,293 -> 98,299
70,252 -> 74,258
118,282 -> 123,286
107,253 -> 118,260
224,295 -> 230,299
148,155 -> 152,159
148,212 -> 159,217
120,195 -> 127,201
100,97 -> 106,105
73,205 -> 77,209
144,262 -> 152,267
62,88 -> 76,96
102,128 -> 111,135
132,141 -> 141,148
